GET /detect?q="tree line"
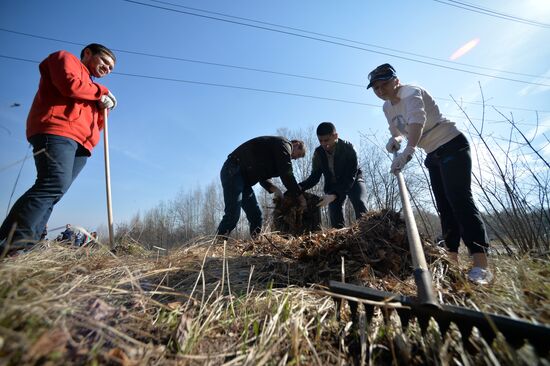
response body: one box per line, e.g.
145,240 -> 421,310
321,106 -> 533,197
115,117 -> 549,256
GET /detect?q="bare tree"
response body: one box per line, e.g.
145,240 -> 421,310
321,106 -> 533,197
116,108 -> 549,256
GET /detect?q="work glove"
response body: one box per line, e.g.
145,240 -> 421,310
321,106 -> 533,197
390,146 -> 415,174
271,187 -> 284,200
385,136 -> 402,153
317,194 -> 337,208
100,91 -> 117,110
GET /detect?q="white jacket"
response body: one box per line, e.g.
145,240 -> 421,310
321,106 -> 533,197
383,85 -> 460,153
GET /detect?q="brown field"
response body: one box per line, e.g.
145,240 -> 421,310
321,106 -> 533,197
1,211 -> 548,365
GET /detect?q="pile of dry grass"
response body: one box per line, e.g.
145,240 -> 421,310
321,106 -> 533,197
237,210 -> 440,295
0,210 -> 548,365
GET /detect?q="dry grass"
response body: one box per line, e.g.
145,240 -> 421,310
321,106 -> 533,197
0,210 -> 548,365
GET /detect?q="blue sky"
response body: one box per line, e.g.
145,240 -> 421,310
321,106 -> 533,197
1,0 -> 549,233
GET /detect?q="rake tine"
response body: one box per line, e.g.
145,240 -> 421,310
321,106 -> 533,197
417,315 -> 431,335
364,304 -> 376,324
334,297 -> 342,322
477,325 -> 497,347
329,281 -> 550,354
436,318 -> 452,339
359,310 -> 368,366
396,308 -> 412,329
349,301 -> 359,325
457,323 -> 474,343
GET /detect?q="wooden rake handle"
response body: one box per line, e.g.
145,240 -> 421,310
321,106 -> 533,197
103,108 -> 115,249
393,152 -> 438,307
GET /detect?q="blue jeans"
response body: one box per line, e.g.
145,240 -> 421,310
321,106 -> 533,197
424,134 -> 488,254
328,178 -> 368,228
0,134 -> 88,248
216,158 -> 262,237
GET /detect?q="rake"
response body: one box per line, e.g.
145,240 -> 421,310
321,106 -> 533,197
328,161 -> 550,354
103,108 -> 115,249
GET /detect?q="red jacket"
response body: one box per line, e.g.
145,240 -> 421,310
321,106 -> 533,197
26,50 -> 110,153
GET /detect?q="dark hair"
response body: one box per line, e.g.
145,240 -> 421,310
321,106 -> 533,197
81,43 -> 116,63
316,122 -> 336,136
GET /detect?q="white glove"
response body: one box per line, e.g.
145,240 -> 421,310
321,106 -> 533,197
100,91 -> 117,110
317,194 -> 337,207
385,136 -> 402,153
271,187 -> 284,199
391,146 -> 415,174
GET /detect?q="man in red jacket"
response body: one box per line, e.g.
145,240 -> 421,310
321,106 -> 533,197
0,43 -> 117,254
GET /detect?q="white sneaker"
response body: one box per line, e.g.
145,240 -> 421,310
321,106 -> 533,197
468,267 -> 494,285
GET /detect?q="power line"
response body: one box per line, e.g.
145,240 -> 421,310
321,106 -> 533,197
2,53 -> 544,127
0,28 -> 362,89
146,0 -> 550,81
0,54 -> 376,107
434,96 -> 550,114
120,0 -> 550,88
3,28 -> 548,114
0,28 -> 86,46
433,0 -> 550,28
115,71 -> 380,107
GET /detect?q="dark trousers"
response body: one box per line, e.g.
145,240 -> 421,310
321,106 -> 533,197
0,134 -> 88,248
216,158 -> 262,237
424,134 -> 488,254
328,178 -> 368,229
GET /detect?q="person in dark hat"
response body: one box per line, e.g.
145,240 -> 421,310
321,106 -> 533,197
367,63 -> 493,285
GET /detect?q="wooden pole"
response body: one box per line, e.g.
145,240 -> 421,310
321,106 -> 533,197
103,109 -> 115,249
395,168 -> 428,270
393,153 -> 438,307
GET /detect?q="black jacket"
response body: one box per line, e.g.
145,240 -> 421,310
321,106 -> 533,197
229,136 -> 301,196
299,138 -> 362,198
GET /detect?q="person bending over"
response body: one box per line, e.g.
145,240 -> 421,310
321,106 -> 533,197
216,136 -> 307,239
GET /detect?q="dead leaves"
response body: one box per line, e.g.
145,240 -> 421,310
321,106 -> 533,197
24,328 -> 69,364
90,298 -> 116,321
273,192 -> 322,235
240,209 -> 416,285
106,347 -> 136,366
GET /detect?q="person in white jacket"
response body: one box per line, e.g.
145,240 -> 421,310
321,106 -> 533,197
367,63 -> 493,285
